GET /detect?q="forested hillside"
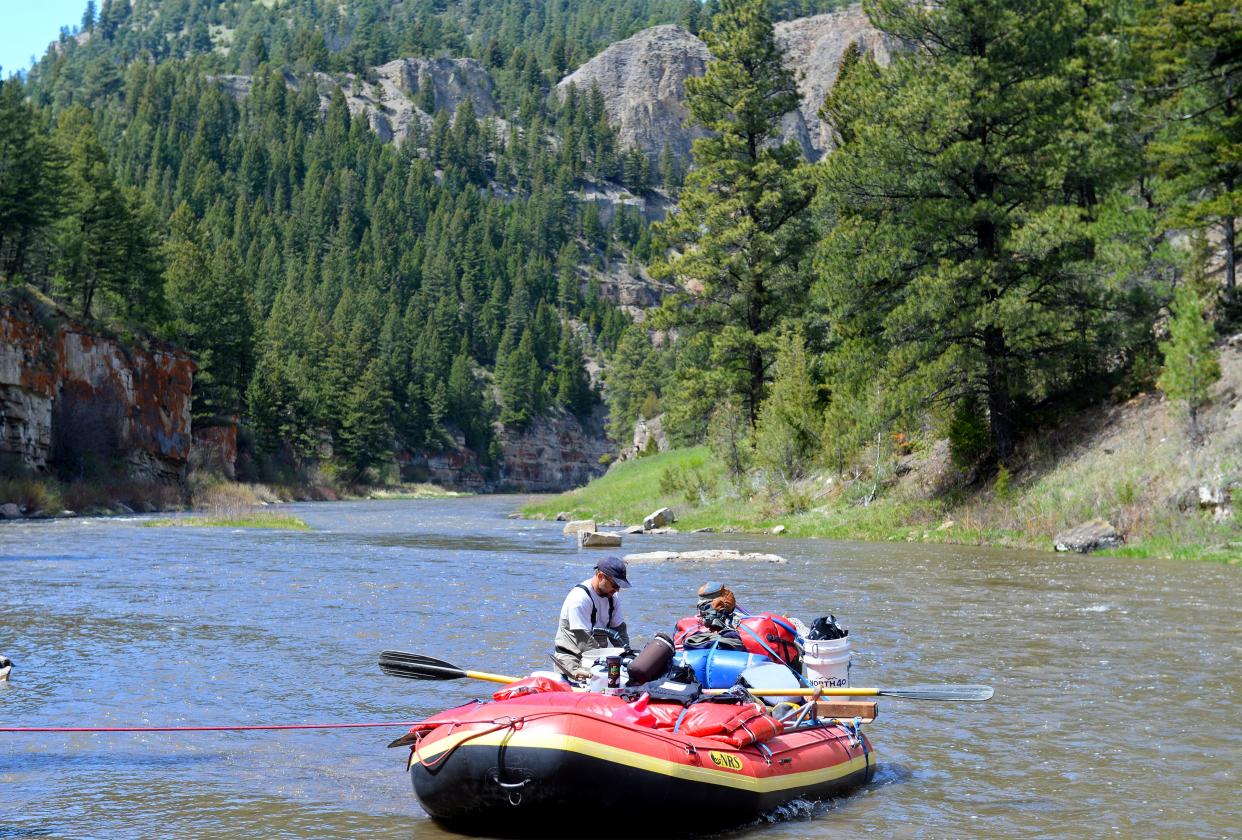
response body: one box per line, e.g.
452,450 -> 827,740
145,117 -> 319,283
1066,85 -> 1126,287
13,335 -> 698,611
0,0 -> 843,490
1,0 -> 1238,538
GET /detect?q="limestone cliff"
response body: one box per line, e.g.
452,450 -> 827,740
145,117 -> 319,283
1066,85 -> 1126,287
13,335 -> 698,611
0,290 -> 195,483
558,6 -> 893,164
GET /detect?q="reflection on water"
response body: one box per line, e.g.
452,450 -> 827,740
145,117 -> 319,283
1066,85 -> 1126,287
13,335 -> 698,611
1,497 -> 1239,839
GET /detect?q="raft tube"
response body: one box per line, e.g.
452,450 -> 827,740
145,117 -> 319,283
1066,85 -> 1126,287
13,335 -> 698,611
403,692 -> 875,835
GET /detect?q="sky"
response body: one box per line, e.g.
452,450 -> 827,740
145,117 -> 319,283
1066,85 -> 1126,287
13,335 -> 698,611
1,0 -> 89,79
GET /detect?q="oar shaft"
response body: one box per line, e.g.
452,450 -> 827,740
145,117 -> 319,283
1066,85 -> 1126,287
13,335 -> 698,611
704,687 -> 879,697
462,670 -> 518,685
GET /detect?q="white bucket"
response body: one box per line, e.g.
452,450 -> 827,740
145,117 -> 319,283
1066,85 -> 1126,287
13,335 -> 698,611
802,637 -> 851,695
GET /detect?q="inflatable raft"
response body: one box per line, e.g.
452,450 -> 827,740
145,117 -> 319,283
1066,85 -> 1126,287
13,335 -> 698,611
397,690 -> 875,834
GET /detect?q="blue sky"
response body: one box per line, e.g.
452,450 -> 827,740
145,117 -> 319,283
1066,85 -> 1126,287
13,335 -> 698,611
1,0 -> 89,78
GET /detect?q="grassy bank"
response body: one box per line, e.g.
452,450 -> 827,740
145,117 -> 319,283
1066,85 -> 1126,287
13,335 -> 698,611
145,512 -> 311,530
523,429 -> 1242,563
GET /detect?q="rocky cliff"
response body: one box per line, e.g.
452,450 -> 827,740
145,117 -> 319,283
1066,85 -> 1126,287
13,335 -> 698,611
217,56 -> 500,147
558,6 -> 893,164
0,290 -> 195,483
401,409 -> 610,492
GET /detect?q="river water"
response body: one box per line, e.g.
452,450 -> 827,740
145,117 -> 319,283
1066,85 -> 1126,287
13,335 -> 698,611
1,497 -> 1239,838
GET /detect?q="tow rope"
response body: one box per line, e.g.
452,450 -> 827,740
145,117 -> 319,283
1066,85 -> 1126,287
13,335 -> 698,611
0,721 -> 420,733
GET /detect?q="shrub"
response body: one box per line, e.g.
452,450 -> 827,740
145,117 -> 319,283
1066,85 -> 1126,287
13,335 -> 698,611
948,398 -> 990,467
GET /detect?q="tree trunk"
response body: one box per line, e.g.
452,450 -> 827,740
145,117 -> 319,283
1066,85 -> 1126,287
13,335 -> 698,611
984,325 -> 1016,463
747,344 -> 764,430
1225,215 -> 1237,303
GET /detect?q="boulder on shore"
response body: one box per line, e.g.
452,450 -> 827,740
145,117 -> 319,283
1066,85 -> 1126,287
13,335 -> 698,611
555,511 -> 571,521
622,524 -> 646,535
1053,519 -> 1123,553
0,503 -> 21,519
563,519 -> 596,536
579,531 -> 623,548
625,549 -> 787,564
643,507 -> 676,530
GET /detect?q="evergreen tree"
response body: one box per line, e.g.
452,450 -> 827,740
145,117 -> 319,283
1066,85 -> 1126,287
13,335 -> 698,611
337,358 -> 395,478
816,0 -> 1129,462
1158,282 -> 1220,443
554,328 -> 593,416
1137,0 -> 1242,301
0,79 -> 67,279
651,0 -> 816,429
164,206 -> 254,424
752,331 -> 820,483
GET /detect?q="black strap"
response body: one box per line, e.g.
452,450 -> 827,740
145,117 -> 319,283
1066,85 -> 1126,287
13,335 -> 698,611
575,583 -> 614,628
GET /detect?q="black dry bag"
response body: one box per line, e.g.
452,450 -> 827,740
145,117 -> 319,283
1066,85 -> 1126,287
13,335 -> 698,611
625,632 -> 676,685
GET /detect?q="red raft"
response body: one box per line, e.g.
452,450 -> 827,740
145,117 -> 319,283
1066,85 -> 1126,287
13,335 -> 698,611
398,690 -> 875,834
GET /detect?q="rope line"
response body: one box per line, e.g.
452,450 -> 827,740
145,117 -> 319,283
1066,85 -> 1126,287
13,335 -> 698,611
0,722 -> 421,733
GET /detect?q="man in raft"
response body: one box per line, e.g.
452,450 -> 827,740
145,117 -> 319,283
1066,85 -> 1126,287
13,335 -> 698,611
553,556 -> 632,681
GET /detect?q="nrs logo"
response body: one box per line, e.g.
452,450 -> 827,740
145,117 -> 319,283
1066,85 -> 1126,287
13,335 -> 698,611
708,751 -> 743,771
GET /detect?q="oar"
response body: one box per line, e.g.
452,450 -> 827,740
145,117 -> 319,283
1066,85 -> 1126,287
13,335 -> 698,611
706,685 -> 993,701
379,650 -> 518,685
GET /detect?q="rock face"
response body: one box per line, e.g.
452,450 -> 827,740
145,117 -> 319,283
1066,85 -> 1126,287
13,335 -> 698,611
496,409 -> 612,492
217,58 -> 499,147
400,409 -> 610,492
776,8 -> 895,155
0,291 -> 195,483
559,8 -> 893,165
559,25 -> 712,164
1054,519 -> 1124,553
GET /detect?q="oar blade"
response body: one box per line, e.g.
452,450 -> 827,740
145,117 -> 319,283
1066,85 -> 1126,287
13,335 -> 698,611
879,685 -> 994,701
379,650 -> 468,681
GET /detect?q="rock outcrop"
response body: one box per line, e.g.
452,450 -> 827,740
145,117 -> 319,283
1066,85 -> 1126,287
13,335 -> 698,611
558,25 -> 713,163
497,409 -> 612,492
217,58 -> 499,147
400,409 -> 610,493
776,8 -> 895,154
558,7 -> 893,165
0,290 -> 195,483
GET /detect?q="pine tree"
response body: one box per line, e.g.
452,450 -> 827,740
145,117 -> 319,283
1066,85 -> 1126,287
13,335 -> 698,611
0,79 -> 68,279
752,331 -> 820,483
651,0 -> 816,429
1137,0 -> 1242,301
817,0 -> 1128,463
338,358 -> 395,479
1158,283 -> 1220,443
554,328 -> 593,417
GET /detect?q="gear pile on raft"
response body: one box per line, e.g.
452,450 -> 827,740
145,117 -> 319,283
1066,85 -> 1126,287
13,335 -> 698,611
380,560 -> 992,835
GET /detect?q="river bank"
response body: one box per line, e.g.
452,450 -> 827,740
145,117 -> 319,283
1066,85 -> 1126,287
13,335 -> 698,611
0,474 -> 466,525
523,366 -> 1242,563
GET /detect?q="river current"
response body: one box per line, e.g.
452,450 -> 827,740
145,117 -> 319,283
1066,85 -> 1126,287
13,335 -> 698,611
2,497 -> 1239,838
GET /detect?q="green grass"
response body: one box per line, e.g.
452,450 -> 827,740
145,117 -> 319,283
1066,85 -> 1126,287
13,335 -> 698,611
523,444 -> 1240,562
522,447 -> 724,525
145,512 -> 311,530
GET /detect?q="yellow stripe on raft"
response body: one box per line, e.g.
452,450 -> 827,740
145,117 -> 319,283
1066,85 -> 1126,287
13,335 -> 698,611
412,728 -> 872,794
